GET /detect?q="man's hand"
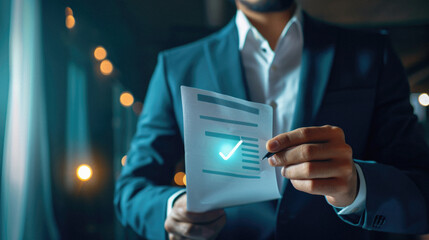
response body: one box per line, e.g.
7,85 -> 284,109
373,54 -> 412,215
164,194 -> 226,240
266,125 -> 358,207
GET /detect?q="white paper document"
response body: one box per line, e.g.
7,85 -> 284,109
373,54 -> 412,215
181,86 -> 282,212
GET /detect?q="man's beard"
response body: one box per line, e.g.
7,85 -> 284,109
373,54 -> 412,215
239,0 -> 294,12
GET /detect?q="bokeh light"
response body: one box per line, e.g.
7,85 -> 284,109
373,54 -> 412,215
100,60 -> 113,75
121,155 -> 127,166
66,15 -> 75,29
120,92 -> 134,107
65,7 -> 73,16
174,172 -> 185,186
418,93 -> 429,107
94,46 -> 107,61
77,164 -> 92,181
183,174 -> 186,186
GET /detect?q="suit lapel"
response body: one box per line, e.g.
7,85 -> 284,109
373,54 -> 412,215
290,13 -> 337,131
204,19 -> 249,101
204,14 -> 337,126
282,13 -> 338,213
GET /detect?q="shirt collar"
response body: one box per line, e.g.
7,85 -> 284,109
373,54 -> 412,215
235,6 -> 303,51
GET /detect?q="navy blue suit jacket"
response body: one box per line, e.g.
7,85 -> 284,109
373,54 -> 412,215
114,13 -> 429,240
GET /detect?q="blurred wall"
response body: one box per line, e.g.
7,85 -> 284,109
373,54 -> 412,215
299,0 -> 429,92
300,0 -> 429,25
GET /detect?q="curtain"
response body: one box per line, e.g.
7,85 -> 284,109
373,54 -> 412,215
65,61 -> 92,190
0,0 -> 11,214
0,0 -> 59,239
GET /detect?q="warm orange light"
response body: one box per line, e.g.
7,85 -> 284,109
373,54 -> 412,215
121,155 -> 127,166
183,174 -> 186,186
65,7 -> 73,16
76,164 -> 92,181
66,15 -> 75,29
174,172 -> 185,186
100,60 -> 113,75
120,92 -> 134,107
94,46 -> 107,61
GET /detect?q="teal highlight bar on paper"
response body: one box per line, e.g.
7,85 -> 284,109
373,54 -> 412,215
202,169 -> 260,179
197,94 -> 259,115
205,131 -> 240,140
241,136 -> 258,142
200,115 -> 258,127
242,159 -> 260,164
242,153 -> 259,159
242,166 -> 260,171
242,142 -> 258,147
242,148 -> 259,153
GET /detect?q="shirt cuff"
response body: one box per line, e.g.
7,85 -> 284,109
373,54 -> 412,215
166,189 -> 186,217
326,163 -> 367,215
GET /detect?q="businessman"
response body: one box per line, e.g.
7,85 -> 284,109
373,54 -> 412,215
115,0 -> 429,239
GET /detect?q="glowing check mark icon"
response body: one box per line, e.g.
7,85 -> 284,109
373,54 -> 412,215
219,140 -> 243,160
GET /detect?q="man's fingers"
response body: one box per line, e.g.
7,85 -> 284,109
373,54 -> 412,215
166,194 -> 226,239
169,233 -> 185,240
166,218 -> 199,239
290,178 -> 348,196
166,218 -> 184,239
266,125 -> 345,152
268,142 -> 352,167
171,207 -> 225,224
170,221 -> 214,239
266,126 -> 358,207
281,160 -> 353,179
165,214 -> 226,240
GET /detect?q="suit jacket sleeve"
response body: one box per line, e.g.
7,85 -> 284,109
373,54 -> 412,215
114,53 -> 184,240
338,37 -> 429,234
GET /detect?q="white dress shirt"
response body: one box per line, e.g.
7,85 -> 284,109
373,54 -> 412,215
236,9 -> 302,135
166,8 -> 367,218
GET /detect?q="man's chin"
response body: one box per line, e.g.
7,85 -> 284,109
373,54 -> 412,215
238,0 -> 294,13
